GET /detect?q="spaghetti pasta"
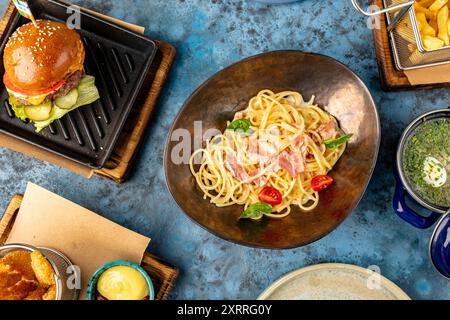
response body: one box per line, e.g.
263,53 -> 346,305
189,90 -> 349,219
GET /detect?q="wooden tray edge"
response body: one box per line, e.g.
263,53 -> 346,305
0,194 -> 179,300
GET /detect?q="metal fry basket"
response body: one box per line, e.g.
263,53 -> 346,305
353,0 -> 450,70
351,0 -> 414,16
384,0 -> 450,70
0,244 -> 80,300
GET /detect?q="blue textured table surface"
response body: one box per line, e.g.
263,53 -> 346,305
0,0 -> 449,300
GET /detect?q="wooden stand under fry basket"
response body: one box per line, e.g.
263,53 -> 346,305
371,0 -> 450,90
0,195 -> 179,300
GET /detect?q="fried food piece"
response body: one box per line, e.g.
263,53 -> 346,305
43,285 -> 57,300
415,2 -> 436,20
24,286 -> 46,300
417,12 -> 437,36
1,250 -> 57,300
30,250 -> 55,288
0,263 -> 11,273
429,12 -> 439,32
415,0 -> 450,49
0,269 -> 22,289
0,251 -> 36,280
0,279 -> 38,300
418,0 -> 438,7
423,35 -> 445,49
429,0 -> 449,12
438,5 -> 450,44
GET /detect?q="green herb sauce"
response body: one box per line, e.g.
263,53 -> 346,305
403,118 -> 450,207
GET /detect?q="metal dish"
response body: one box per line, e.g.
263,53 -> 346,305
429,213 -> 450,279
393,108 -> 450,279
394,108 -> 449,221
0,243 -> 80,300
164,51 -> 380,249
257,263 -> 410,300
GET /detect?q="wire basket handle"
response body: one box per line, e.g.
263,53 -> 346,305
351,0 -> 414,16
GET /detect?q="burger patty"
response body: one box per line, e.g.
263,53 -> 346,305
15,71 -> 83,106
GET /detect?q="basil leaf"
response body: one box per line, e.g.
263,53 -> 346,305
240,202 -> 273,220
324,134 -> 353,150
227,119 -> 253,135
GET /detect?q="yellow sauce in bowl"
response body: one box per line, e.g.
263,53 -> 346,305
97,265 -> 149,300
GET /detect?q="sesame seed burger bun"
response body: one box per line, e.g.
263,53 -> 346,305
3,20 -> 85,92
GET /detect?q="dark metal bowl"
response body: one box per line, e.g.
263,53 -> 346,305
395,109 -> 450,217
164,51 -> 380,249
392,108 -> 450,279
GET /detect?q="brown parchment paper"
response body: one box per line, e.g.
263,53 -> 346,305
6,182 -> 151,299
404,64 -> 450,85
0,7 -> 145,178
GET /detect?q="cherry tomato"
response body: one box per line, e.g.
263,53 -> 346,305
311,175 -> 334,192
3,73 -> 66,97
259,187 -> 282,206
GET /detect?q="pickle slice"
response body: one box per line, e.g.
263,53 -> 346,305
24,101 -> 52,121
54,88 -> 79,110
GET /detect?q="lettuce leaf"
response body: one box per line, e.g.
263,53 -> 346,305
9,75 -> 100,133
11,104 -> 27,121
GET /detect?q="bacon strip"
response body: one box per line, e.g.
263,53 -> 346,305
317,120 -> 337,141
226,130 -> 309,182
249,169 -> 267,187
249,164 -> 280,187
277,149 -> 305,178
224,152 -> 249,181
291,131 -> 305,149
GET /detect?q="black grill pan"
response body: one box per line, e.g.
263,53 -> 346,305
0,0 -> 159,169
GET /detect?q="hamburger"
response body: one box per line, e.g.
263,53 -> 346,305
3,20 -> 99,132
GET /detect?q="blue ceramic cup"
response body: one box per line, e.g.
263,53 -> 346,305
429,214 -> 450,279
87,260 -> 155,300
393,108 -> 450,279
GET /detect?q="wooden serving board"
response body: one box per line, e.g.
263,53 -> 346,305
0,2 -> 176,183
371,0 -> 450,90
0,195 -> 179,300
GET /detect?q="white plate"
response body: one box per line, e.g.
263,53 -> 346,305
258,263 -> 410,300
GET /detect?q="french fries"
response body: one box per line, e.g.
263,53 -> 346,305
429,0 -> 448,11
414,0 -> 450,50
419,0 -> 439,7
417,12 -> 436,36
423,34 -> 445,49
438,5 -> 449,44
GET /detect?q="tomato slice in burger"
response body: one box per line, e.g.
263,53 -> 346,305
3,73 -> 65,97
259,187 -> 283,206
311,175 -> 334,192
